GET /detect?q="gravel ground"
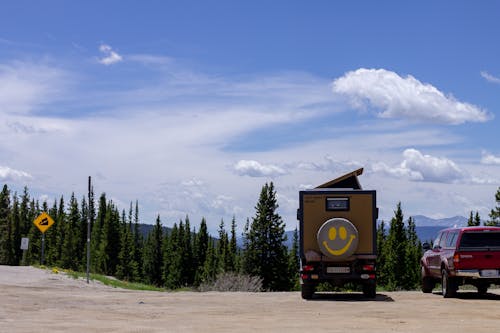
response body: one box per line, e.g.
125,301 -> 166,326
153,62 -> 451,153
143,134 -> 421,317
1,265 -> 500,333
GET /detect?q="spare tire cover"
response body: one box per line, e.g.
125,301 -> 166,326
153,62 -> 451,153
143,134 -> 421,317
317,218 -> 359,260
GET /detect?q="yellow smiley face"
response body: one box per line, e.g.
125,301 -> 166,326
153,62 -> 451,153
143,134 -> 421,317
317,218 -> 359,259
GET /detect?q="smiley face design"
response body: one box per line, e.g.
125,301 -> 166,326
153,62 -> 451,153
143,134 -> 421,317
317,218 -> 359,260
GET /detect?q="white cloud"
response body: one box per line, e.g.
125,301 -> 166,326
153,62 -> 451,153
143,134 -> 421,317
372,148 -> 465,183
0,165 -> 32,181
332,68 -> 491,124
98,44 -> 123,65
480,71 -> 500,84
233,160 -> 287,177
481,151 -> 500,165
0,61 -> 67,115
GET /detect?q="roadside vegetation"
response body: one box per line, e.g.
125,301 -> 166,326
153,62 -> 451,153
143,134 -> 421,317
0,183 -> 499,292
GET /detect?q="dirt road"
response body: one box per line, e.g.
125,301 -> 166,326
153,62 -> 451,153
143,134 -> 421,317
1,266 -> 499,332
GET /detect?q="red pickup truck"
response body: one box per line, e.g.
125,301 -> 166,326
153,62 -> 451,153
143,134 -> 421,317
421,226 -> 500,297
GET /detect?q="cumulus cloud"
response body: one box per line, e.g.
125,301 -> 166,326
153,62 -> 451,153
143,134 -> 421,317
332,68 -> 491,124
480,71 -> 500,84
372,148 -> 465,183
98,44 -> 123,65
293,155 -> 362,173
233,160 -> 287,177
481,151 -> 500,165
0,165 -> 32,181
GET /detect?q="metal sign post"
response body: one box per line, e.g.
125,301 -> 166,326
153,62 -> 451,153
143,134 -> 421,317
33,212 -> 55,266
41,233 -> 45,265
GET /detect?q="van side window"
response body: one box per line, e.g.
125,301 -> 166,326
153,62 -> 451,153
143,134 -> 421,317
445,231 -> 459,248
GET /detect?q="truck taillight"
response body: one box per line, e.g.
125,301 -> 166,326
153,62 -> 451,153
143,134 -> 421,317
453,254 -> 460,267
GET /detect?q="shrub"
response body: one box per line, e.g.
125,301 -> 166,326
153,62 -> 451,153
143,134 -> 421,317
198,272 -> 263,292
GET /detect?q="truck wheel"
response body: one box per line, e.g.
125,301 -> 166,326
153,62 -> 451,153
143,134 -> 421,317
421,266 -> 435,293
441,269 -> 457,298
301,283 -> 315,300
362,282 -> 376,298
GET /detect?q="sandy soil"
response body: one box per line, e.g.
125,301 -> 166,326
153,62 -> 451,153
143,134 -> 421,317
1,266 -> 500,333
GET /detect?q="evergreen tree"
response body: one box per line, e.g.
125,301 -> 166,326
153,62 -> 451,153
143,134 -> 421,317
90,193 -> 106,273
468,211 -> 481,226
287,227 -> 299,290
60,193 -> 79,270
194,218 -> 209,285
467,211 -> 474,226
228,216 -> 238,272
183,216 -> 194,285
133,200 -> 143,279
143,215 -> 164,286
98,202 -> 121,275
19,187 -> 31,236
376,221 -> 388,286
201,240 -> 218,283
116,212 -> 138,281
164,223 -> 182,288
0,185 -> 13,264
216,219 -> 228,273
11,194 -> 22,265
384,202 -> 407,290
243,182 -> 289,291
404,216 -> 421,289
485,187 -> 500,226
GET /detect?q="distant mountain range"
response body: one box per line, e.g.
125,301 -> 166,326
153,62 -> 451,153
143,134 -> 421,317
138,215 -> 469,249
410,215 -> 468,227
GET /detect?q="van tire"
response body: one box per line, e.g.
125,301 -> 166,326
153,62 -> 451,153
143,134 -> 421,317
301,283 -> 315,300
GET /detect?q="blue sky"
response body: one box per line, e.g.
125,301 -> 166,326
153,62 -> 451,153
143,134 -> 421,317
1,1 -> 499,233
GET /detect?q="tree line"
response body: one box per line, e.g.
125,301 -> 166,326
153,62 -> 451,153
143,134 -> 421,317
0,182 -> 297,291
1,183 -> 499,291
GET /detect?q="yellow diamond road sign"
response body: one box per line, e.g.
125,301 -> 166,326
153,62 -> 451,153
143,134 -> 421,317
33,212 -> 55,233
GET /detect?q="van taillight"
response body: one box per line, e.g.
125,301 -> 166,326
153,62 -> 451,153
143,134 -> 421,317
363,264 -> 375,271
303,265 -> 314,272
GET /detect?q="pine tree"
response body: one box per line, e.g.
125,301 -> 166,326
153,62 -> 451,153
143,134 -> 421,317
467,211 -> 474,226
486,187 -> 500,226
228,216 -> 238,272
19,187 -> 31,236
90,193 -> 106,273
0,185 -> 13,264
384,202 -> 407,290
404,216 -> 421,289
287,227 -> 299,290
164,223 -> 182,288
201,240 -> 218,283
60,193 -> 80,270
98,202 -> 121,275
133,200 -> 143,279
183,216 -> 194,285
376,221 -> 388,286
116,212 -> 138,281
194,218 -> 209,285
243,182 -> 289,291
216,219 -> 228,273
11,194 -> 22,265
143,215 -> 164,286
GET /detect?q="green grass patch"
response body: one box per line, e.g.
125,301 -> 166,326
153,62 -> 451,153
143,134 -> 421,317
33,265 -> 164,292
